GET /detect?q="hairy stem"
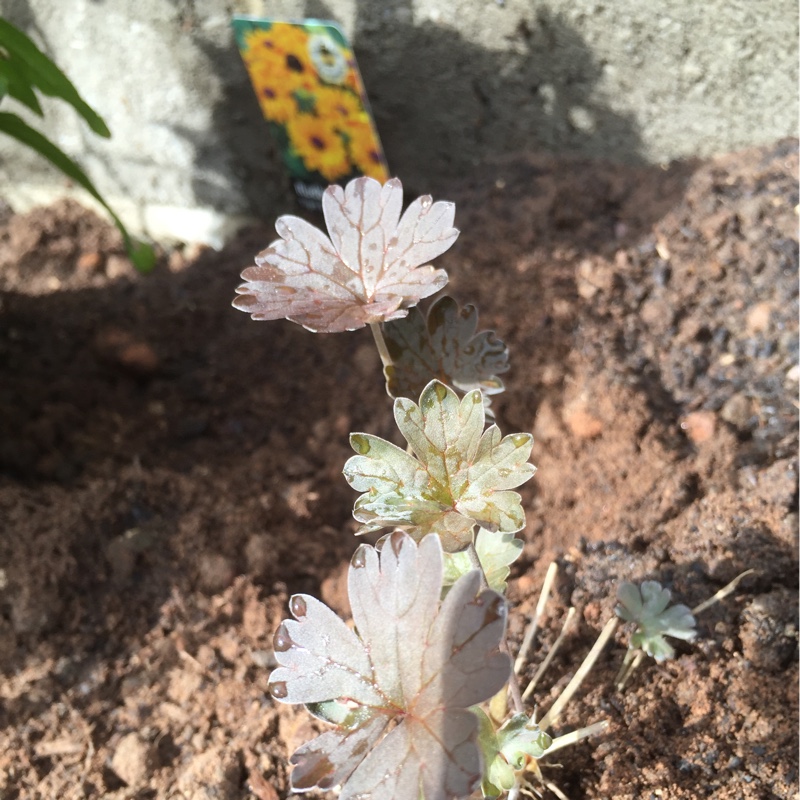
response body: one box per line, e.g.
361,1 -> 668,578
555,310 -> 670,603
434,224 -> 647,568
468,541 -> 525,714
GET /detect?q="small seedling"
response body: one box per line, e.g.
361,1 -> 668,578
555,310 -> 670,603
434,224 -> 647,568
234,175 -> 745,798
234,176 -> 615,798
615,570 -> 754,689
616,580 -> 697,662
614,580 -> 695,689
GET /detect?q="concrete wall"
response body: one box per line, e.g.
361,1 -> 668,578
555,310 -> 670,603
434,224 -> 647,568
1,0 -> 797,244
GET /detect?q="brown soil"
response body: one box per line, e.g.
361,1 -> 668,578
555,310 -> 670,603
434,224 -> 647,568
0,140 -> 797,800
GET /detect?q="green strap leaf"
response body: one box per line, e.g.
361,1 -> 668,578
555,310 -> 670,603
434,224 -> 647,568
0,18 -> 110,136
0,111 -> 155,272
0,58 -> 44,115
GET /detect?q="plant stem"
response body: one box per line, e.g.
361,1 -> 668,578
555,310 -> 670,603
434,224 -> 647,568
522,607 -> 577,701
691,568 -> 755,615
369,322 -> 393,372
468,541 -> 525,714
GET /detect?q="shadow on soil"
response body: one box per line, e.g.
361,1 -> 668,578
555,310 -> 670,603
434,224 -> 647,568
0,148 -> 699,687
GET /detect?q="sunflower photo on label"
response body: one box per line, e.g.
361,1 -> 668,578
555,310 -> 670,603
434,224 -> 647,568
232,17 -> 389,209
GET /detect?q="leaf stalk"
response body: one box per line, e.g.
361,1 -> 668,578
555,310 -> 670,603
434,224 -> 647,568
369,322 -> 393,373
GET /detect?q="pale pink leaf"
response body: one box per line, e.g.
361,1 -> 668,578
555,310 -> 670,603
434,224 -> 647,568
269,532 -> 511,799
233,177 -> 458,332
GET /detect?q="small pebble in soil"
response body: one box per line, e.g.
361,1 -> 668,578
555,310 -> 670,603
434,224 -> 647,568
110,732 -> 154,787
681,410 -> 717,444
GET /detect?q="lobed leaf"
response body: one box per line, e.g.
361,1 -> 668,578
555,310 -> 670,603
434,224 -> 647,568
382,295 -> 509,406
344,380 -> 535,552
233,176 -> 458,332
269,532 -> 511,799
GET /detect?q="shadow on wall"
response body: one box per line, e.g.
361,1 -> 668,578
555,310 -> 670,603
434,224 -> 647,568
187,0 -> 644,217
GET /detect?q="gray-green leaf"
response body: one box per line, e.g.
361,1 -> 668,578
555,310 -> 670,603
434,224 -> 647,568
382,295 -> 508,406
233,177 -> 456,332
343,380 -> 535,552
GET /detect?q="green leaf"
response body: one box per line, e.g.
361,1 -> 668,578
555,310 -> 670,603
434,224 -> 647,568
443,528 -> 523,594
0,111 -> 155,273
0,19 -> 110,136
343,380 -> 535,552
382,295 -> 509,408
305,699 -> 374,729
474,707 -> 512,797
125,239 -> 157,274
0,58 -> 44,115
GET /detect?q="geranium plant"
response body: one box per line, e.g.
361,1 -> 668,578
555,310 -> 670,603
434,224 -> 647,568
234,176 -> 628,797
234,173 -> 759,797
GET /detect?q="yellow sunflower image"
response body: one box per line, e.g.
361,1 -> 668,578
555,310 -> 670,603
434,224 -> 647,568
268,24 -> 316,90
287,114 -> 350,182
265,22 -> 309,56
249,70 -> 297,125
243,24 -> 316,93
242,28 -> 276,56
314,86 -> 364,128
343,119 -> 389,181
242,24 -> 306,61
241,33 -> 290,81
342,63 -> 361,94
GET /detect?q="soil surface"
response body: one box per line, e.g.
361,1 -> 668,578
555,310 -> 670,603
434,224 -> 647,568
0,140 -> 797,800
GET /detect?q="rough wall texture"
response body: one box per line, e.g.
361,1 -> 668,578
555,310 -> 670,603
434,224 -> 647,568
0,0 -> 797,242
